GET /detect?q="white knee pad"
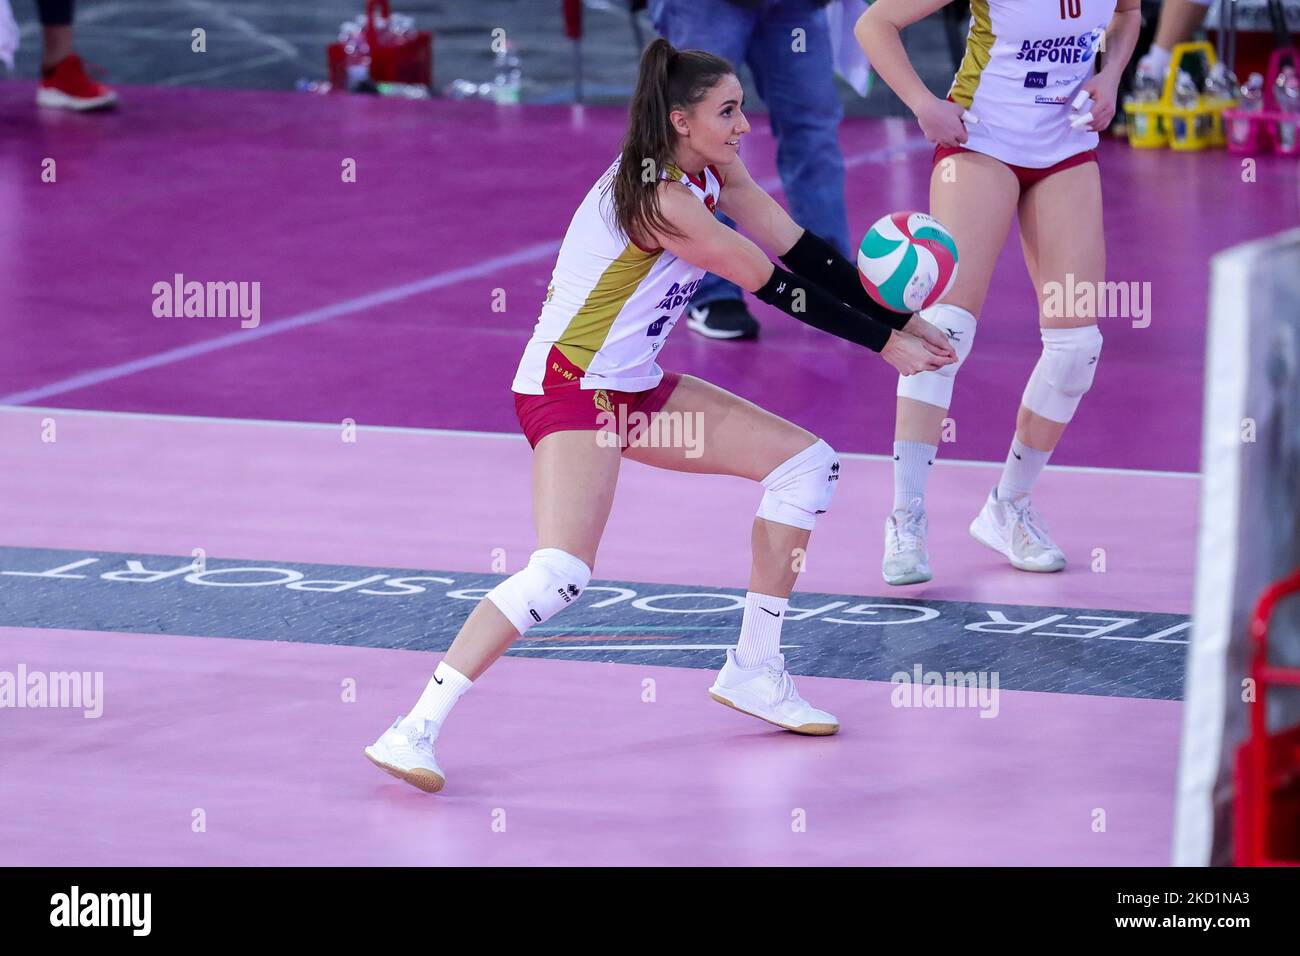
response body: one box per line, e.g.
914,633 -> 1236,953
486,548 -> 592,635
1022,325 -> 1103,423
896,303 -> 978,409
756,439 -> 840,531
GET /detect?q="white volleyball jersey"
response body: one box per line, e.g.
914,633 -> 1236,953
511,158 -> 723,395
950,0 -> 1115,168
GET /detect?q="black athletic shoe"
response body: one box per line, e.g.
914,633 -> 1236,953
687,299 -> 760,340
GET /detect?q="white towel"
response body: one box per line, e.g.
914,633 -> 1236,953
0,0 -> 19,71
826,0 -> 872,98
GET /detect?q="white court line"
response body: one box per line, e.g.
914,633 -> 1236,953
0,240 -> 561,407
5,133 -> 1183,481
177,0 -> 299,59
5,140 -> 930,405
11,3 -> 544,399
155,0 -> 301,86
15,0 -> 300,87
512,645 -> 802,652
0,405 -> 1200,479
756,137 -> 933,193
3,138 -> 926,408
14,0 -> 148,38
156,51 -> 294,88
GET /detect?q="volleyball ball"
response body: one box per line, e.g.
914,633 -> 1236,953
857,212 -> 959,313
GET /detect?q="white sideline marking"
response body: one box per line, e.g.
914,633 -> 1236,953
0,406 -> 1200,479
0,241 -> 561,407
1,137 -> 928,406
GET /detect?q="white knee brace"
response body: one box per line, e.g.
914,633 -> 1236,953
896,303 -> 978,409
1022,325 -> 1103,423
486,548 -> 592,635
756,439 -> 840,531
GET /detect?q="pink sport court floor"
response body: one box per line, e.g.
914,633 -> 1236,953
1,83 -> 1294,866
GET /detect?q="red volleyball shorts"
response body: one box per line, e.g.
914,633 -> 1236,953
932,144 -> 1098,191
513,371 -> 683,450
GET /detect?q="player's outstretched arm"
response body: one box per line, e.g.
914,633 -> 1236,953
716,157 -> 956,361
648,181 -> 953,375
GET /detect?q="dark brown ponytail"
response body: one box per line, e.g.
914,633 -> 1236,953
612,38 -> 733,246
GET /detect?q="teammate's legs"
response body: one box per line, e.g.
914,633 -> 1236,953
883,150 -> 1019,585
970,159 -> 1105,573
1013,159 -> 1105,454
366,431 -> 623,790
624,374 -> 840,734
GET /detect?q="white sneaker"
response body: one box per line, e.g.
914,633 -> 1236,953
969,487 -> 1067,573
364,715 -> 446,793
709,649 -> 839,735
883,497 -> 933,585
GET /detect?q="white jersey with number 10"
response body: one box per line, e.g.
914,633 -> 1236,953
951,0 -> 1116,168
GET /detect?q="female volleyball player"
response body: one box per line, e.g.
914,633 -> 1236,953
856,0 -> 1140,585
365,39 -> 957,792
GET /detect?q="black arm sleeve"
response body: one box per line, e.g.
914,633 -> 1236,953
754,265 -> 893,353
779,229 -> 912,331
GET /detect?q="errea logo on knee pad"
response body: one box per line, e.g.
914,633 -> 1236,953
488,549 -> 592,633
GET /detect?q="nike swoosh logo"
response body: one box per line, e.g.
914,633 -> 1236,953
759,607 -> 781,617
433,675 -> 444,685
1013,451 -> 1022,460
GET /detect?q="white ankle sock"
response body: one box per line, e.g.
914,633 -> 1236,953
402,661 -> 472,735
893,440 -> 937,511
735,592 -> 787,668
997,436 -> 1052,502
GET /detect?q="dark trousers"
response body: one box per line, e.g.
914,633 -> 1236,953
38,1 -> 76,27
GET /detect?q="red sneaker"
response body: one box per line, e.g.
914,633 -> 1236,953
37,54 -> 118,111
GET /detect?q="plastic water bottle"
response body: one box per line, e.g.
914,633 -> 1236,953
1132,65 -> 1163,103
1239,73 -> 1265,112
1275,66 -> 1300,150
493,44 -> 522,105
1274,65 -> 1299,108
343,39 -> 370,90
1171,70 -> 1199,111
1226,72 -> 1263,147
1204,62 -> 1237,105
445,79 -> 479,99
337,16 -> 371,90
376,82 -> 431,100
389,13 -> 414,38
